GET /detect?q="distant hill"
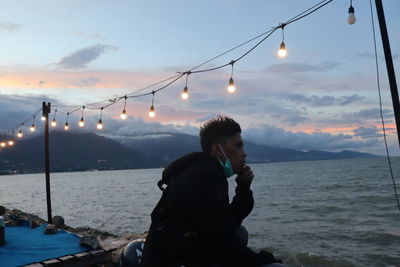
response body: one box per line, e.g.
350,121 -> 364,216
118,132 -> 378,163
0,131 -> 163,173
0,132 -> 378,174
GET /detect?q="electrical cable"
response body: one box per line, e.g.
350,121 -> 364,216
369,0 -> 400,211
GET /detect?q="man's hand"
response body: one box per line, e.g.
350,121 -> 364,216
236,165 -> 254,187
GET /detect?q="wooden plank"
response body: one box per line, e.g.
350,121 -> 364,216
74,251 -> 90,260
24,264 -> 44,267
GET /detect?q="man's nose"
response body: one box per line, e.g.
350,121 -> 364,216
242,150 -> 247,158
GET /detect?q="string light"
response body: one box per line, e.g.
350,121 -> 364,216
120,96 -> 128,120
8,140 -> 14,146
227,61 -> 236,93
30,116 -> 36,132
181,72 -> 191,100
278,24 -> 287,58
51,109 -> 57,127
17,130 -> 23,138
41,116 -> 46,121
78,106 -> 85,127
64,113 -> 70,131
149,91 -> 156,118
97,107 -> 104,130
347,0 -> 356,24
0,142 -> 5,147
0,0 -> 334,149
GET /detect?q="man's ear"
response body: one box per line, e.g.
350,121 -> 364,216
210,143 -> 221,158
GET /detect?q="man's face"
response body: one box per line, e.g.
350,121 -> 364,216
220,133 -> 247,173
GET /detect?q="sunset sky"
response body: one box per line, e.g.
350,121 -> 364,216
1,0 -> 400,155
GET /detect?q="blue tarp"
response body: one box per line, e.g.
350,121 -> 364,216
0,221 -> 90,267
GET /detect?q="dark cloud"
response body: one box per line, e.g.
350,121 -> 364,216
265,61 -> 341,73
353,126 -> 382,138
55,44 -> 117,69
280,93 -> 363,107
0,22 -> 23,33
243,124 -> 380,151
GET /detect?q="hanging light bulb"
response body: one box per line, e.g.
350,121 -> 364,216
78,117 -> 85,127
30,116 -> 36,132
227,77 -> 236,93
8,140 -> 14,146
96,107 -> 104,130
17,130 -> 23,138
78,106 -> 85,127
0,142 -> 5,147
64,112 -> 70,130
181,86 -> 189,100
181,72 -> 190,100
347,1 -> 356,24
120,109 -> 127,120
120,96 -> 128,120
41,116 -> 46,121
149,105 -> 156,118
51,119 -> 57,127
97,119 -> 103,130
149,91 -> 156,118
277,24 -> 287,58
278,42 -> 287,58
227,61 -> 236,93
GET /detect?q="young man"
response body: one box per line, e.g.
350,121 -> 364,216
141,116 -> 282,266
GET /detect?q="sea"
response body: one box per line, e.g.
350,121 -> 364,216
1,157 -> 399,267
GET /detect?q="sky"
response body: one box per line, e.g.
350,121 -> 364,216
1,0 -> 400,155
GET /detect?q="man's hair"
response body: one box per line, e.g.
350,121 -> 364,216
199,116 -> 241,153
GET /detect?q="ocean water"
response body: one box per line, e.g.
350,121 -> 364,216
1,157 -> 399,266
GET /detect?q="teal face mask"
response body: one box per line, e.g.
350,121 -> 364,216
218,145 -> 235,178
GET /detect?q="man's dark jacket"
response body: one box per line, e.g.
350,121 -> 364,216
140,152 -> 278,266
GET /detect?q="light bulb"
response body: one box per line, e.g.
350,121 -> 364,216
78,117 -> 85,127
149,105 -> 156,118
181,86 -> 189,100
64,122 -> 69,131
17,130 -> 23,138
120,109 -> 127,120
97,119 -> 103,130
30,124 -> 36,132
278,42 -> 287,58
347,6 -> 356,24
0,142 -> 5,147
8,140 -> 14,146
51,119 -> 57,127
227,77 -> 236,93
41,116 -> 46,121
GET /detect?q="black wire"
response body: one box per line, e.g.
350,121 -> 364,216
369,0 -> 400,212
285,0 -> 333,25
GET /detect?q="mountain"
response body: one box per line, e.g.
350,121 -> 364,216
0,131 -> 163,173
0,132 -> 378,174
118,132 -> 378,163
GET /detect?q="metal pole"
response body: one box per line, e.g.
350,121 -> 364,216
375,0 -> 400,148
42,102 -> 52,224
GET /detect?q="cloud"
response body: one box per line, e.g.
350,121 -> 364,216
55,44 -> 117,69
0,22 -> 23,33
353,126 -> 382,138
280,93 -> 364,107
243,124 -> 380,151
76,32 -> 107,40
265,61 -> 341,73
